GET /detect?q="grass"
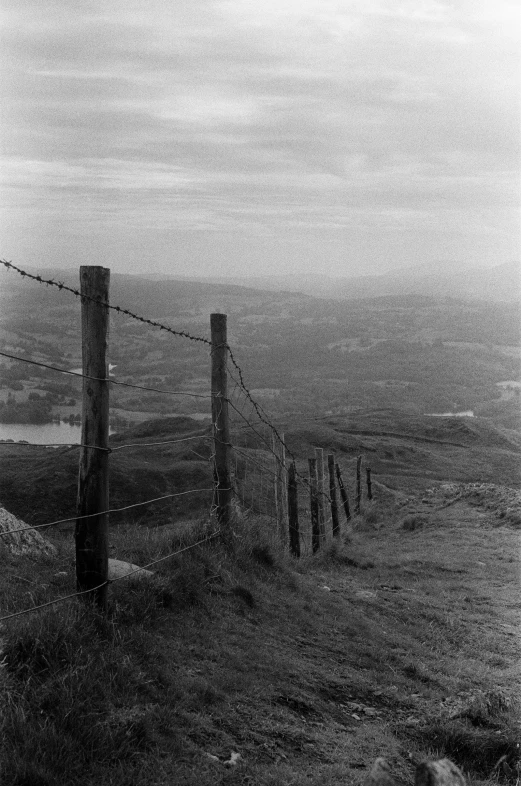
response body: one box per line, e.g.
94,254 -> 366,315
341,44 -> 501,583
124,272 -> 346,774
0,493 -> 519,786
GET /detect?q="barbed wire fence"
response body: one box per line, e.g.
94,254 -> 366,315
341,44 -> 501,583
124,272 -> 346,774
0,260 -> 371,620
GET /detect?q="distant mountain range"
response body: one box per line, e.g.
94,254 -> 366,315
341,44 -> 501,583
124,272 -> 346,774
161,261 -> 519,303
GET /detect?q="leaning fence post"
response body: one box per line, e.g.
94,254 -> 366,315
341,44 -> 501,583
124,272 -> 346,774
366,466 -> 373,500
315,447 -> 326,546
328,454 -> 340,538
273,432 -> 288,548
211,313 -> 232,536
309,457 -> 320,553
76,266 -> 110,611
287,461 -> 300,558
356,455 -> 362,514
336,463 -> 351,523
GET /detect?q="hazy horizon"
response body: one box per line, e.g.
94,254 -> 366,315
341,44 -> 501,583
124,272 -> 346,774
1,1 -> 519,279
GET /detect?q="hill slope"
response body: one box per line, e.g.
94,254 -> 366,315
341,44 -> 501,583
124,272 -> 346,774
0,410 -> 519,529
0,486 -> 519,785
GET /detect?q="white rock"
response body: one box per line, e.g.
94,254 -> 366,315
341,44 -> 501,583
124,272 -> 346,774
0,506 -> 57,557
108,558 -> 154,582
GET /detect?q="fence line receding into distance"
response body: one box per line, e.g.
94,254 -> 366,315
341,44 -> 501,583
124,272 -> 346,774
0,261 -> 374,616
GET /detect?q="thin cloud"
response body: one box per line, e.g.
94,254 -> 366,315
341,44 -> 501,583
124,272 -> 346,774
0,0 -> 518,274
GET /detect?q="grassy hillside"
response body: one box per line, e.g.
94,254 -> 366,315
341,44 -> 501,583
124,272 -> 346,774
0,410 -> 519,529
1,489 -> 519,786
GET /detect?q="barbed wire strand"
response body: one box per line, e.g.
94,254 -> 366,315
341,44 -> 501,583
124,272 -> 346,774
0,530 -> 221,623
0,260 -> 211,346
0,350 -> 210,399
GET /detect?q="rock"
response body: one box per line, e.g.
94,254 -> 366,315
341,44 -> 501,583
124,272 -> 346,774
363,757 -> 395,786
108,558 -> 154,582
0,506 -> 57,557
223,752 -> 241,767
401,514 -> 428,531
415,759 -> 466,786
364,758 -> 466,786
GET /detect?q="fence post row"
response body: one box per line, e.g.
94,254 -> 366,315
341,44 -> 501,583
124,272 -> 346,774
210,313 -> 232,536
76,266 -> 110,611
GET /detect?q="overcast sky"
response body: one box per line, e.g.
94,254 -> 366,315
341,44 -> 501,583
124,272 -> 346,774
1,0 -> 519,278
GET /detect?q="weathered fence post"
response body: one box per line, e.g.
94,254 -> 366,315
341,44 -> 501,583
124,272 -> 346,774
211,313 -> 232,536
287,461 -> 300,558
315,447 -> 326,545
336,463 -> 351,523
76,266 -> 110,611
366,466 -> 373,500
309,457 -> 320,553
328,454 -> 340,538
356,455 -> 362,514
273,433 -> 288,548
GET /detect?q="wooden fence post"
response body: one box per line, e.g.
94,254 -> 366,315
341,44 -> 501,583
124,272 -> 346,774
211,313 -> 232,536
315,447 -> 326,545
366,467 -> 373,500
336,463 -> 351,523
273,433 -> 288,548
328,454 -> 340,538
356,455 -> 362,514
287,461 -> 300,558
76,266 -> 110,611
309,457 -> 320,553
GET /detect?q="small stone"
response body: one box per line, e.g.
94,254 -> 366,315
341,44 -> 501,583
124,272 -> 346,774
223,752 -> 242,767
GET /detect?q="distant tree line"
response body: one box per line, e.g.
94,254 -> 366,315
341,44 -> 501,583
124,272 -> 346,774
0,392 -> 53,424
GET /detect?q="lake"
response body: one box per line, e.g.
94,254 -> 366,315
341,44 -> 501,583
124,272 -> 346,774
0,414 -> 211,445
1,422 -> 91,445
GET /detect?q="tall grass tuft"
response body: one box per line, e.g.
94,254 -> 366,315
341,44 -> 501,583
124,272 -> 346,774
1,605 -> 167,786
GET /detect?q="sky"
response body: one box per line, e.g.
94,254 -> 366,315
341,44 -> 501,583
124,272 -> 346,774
1,0 -> 519,278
